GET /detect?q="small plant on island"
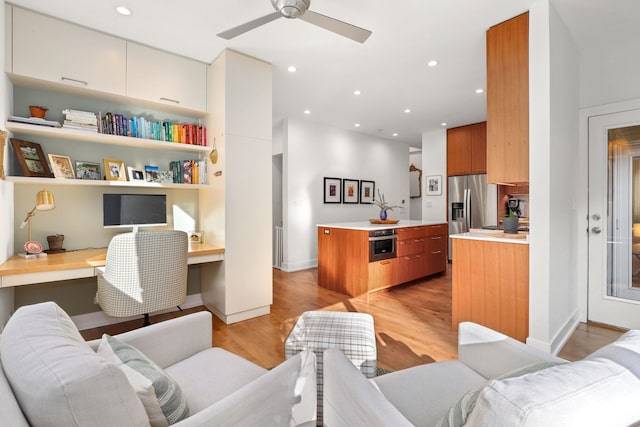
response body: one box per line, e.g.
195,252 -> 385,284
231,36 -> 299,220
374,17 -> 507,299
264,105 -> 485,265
374,189 -> 402,220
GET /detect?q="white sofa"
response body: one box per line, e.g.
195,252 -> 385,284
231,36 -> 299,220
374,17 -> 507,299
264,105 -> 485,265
324,322 -> 640,427
0,302 -> 316,427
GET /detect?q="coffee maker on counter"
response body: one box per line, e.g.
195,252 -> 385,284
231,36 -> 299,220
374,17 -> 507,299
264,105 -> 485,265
507,197 -> 528,218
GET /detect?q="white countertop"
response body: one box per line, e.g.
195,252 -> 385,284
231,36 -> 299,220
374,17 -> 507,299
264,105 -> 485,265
450,228 -> 530,244
316,220 -> 447,231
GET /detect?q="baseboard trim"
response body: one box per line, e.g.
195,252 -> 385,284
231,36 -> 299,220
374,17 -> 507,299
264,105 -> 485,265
72,293 -> 204,331
281,259 -> 317,272
205,303 -> 270,325
526,309 -> 580,355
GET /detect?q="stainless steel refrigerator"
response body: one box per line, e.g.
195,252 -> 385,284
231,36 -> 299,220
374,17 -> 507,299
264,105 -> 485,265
448,174 -> 498,260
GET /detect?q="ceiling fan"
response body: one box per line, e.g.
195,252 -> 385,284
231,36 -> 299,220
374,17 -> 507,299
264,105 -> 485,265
217,0 -> 372,43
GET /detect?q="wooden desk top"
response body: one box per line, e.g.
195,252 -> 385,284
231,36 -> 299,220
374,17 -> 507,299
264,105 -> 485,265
0,243 -> 225,277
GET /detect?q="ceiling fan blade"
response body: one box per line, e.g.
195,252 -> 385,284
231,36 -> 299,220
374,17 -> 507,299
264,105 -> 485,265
217,12 -> 282,40
300,10 -> 371,43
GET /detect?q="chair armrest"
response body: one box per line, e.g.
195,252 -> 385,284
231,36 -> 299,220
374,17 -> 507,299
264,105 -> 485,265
458,322 -> 566,379
87,311 -> 213,368
173,351 -> 317,427
323,348 -> 413,427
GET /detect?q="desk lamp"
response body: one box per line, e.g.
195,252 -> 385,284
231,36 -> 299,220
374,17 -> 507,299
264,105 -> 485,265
19,189 -> 55,257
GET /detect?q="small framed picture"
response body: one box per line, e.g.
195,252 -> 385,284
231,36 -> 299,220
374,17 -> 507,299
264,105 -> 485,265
103,158 -> 126,181
360,180 -> 375,204
75,161 -> 101,180
48,154 -> 75,179
127,166 -> 145,181
159,170 -> 174,184
425,175 -> 442,196
10,138 -> 53,178
189,231 -> 203,243
323,177 -> 342,203
343,179 -> 359,204
145,165 -> 160,182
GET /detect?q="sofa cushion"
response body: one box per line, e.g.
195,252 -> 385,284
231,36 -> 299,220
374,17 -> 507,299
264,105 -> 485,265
98,335 -> 168,427
371,360 -> 486,427
0,302 -> 148,426
466,358 -> 640,427
585,329 -> 640,378
99,333 -> 190,424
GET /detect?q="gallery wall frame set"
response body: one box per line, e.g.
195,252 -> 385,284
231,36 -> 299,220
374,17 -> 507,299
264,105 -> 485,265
323,177 -> 375,204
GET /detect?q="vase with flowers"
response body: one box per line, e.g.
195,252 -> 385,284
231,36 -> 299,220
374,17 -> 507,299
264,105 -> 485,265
374,189 -> 402,221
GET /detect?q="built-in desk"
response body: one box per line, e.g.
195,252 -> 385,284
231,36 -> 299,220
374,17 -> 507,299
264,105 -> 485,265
0,243 -> 225,287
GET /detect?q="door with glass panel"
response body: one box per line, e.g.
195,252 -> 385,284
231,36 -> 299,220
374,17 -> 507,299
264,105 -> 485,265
588,109 -> 640,329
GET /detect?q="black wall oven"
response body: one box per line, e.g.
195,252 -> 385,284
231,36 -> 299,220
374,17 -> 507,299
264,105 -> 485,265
368,229 -> 397,262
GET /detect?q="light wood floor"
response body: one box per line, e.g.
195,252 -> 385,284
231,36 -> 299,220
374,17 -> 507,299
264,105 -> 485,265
81,265 -> 625,370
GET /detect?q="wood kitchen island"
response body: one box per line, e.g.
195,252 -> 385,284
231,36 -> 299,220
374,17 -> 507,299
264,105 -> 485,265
317,221 -> 448,297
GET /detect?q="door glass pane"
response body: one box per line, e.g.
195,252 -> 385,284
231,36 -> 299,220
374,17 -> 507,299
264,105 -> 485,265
608,125 -> 640,299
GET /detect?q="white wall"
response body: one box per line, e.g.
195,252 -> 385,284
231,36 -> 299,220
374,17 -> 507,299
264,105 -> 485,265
282,118 -> 410,272
409,151 -> 422,220
421,129 -> 448,222
528,0 -> 580,354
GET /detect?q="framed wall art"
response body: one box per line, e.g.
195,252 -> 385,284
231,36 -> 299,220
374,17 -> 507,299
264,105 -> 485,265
145,165 -> 160,182
48,154 -> 75,179
343,179 -> 359,204
323,177 -> 342,203
359,180 -> 375,204
103,158 -> 126,181
425,175 -> 442,196
76,161 -> 101,180
10,138 -> 53,178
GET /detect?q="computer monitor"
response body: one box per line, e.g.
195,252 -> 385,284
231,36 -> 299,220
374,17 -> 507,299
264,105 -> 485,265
103,193 -> 167,232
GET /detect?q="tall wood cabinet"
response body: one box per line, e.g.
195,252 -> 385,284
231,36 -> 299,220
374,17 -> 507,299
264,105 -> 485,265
486,12 -> 529,184
447,122 -> 487,176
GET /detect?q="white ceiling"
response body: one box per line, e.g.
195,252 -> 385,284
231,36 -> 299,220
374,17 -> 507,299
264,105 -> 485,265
6,0 -> 639,147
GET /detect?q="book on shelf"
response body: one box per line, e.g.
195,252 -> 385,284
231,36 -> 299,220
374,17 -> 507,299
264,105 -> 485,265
169,159 -> 206,185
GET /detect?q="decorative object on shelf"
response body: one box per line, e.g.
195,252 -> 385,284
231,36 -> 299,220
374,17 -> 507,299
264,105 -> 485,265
373,189 -> 402,221
503,210 -> 520,234
369,219 -> 400,224
209,137 -> 218,164
48,154 -> 75,179
159,170 -> 174,184
324,177 -> 342,203
145,165 -> 160,182
75,161 -> 101,180
29,105 -> 48,119
103,158 -> 126,181
8,115 -> 61,127
425,174 -> 442,196
45,234 -> 65,254
0,129 -> 6,179
189,231 -> 203,243
360,180 -> 375,204
10,138 -> 53,178
343,179 -> 359,204
127,166 -> 145,182
410,164 -> 422,198
19,189 -> 56,257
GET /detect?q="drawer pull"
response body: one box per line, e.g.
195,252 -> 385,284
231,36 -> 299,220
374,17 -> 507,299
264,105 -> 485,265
432,251 -> 442,254
61,76 -> 88,86
160,97 -> 180,104
431,236 -> 442,240
380,261 -> 391,265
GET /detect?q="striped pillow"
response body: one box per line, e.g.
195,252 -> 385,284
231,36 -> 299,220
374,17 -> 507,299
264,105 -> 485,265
99,334 -> 190,424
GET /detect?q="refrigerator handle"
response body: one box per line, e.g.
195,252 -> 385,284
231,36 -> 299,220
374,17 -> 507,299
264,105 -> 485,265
465,187 -> 471,230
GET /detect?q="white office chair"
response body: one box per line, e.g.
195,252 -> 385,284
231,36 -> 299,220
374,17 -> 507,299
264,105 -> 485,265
97,230 -> 188,326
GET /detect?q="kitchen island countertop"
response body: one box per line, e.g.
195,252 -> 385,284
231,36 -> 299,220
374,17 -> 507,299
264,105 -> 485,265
450,228 -> 529,245
316,220 -> 447,231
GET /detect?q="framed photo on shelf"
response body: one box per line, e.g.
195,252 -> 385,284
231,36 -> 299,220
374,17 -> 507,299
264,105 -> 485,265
10,138 -> 53,178
189,231 -> 203,243
127,166 -> 145,182
75,161 -> 101,180
323,177 -> 342,203
343,179 -> 359,204
359,180 -> 375,204
48,154 -> 75,179
159,170 -> 174,184
145,165 -> 160,182
103,158 -> 126,181
425,175 -> 442,196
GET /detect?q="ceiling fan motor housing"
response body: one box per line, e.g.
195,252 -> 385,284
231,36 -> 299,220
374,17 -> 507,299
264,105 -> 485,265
271,0 -> 310,18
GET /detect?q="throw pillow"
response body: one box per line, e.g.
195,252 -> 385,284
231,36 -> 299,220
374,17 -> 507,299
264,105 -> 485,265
435,361 -> 561,427
98,334 -> 190,424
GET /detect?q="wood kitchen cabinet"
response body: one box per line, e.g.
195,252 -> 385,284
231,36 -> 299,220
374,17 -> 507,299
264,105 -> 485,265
447,122 -> 487,176
486,12 -> 529,184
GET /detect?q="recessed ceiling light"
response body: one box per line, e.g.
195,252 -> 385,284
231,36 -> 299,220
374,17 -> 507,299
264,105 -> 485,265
115,6 -> 131,15
287,66 -> 297,73
392,133 -> 398,137
353,90 -> 361,95
475,88 -> 485,94
441,122 -> 448,126
304,109 -> 311,115
427,60 -> 439,67
354,123 -> 361,127
404,108 -> 411,113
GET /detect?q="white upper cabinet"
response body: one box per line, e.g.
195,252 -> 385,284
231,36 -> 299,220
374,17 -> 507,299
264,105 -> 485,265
126,42 -> 207,113
11,8 -> 126,95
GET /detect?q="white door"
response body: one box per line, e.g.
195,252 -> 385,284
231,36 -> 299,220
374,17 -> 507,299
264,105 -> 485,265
588,109 -> 640,329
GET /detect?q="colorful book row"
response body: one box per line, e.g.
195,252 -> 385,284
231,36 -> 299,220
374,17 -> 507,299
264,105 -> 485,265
97,112 -> 207,146
170,159 -> 207,184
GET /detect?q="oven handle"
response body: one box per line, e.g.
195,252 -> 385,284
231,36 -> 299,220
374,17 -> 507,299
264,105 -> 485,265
368,235 -> 398,242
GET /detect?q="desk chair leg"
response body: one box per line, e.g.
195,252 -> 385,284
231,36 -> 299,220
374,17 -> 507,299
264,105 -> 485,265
177,305 -> 183,312
143,313 -> 150,327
